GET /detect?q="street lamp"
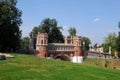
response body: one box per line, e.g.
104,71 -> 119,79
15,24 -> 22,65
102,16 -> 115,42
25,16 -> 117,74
83,41 -> 85,50
104,53 -> 107,67
75,50 -> 78,63
109,46 -> 111,54
82,41 -> 86,59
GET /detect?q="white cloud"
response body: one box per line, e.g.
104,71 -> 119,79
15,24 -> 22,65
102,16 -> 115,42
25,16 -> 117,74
93,18 -> 101,22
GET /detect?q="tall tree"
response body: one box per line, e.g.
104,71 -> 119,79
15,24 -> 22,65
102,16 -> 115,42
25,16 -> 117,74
40,18 -> 51,33
49,26 -> 64,43
20,36 -> 30,52
48,19 -> 64,43
30,18 -> 64,43
118,21 -> 120,29
68,27 -> 76,37
40,18 -> 64,43
103,33 -> 117,53
116,32 -> 120,57
29,26 -> 39,37
116,22 -> 120,57
81,36 -> 91,50
0,0 -> 22,52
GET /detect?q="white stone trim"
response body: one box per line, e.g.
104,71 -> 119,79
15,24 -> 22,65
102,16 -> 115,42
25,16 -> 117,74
72,56 -> 83,63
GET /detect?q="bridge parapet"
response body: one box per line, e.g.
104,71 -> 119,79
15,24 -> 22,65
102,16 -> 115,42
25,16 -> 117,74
87,52 -> 112,59
48,43 -> 74,52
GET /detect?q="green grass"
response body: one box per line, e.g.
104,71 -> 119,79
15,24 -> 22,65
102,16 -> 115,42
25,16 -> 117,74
84,58 -> 120,68
0,54 -> 120,80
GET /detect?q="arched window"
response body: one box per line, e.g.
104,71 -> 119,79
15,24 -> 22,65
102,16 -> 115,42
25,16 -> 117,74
44,40 -> 47,44
41,40 -> 43,44
44,40 -> 46,44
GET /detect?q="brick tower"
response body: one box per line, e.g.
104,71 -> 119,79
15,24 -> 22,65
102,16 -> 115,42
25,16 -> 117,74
72,36 -> 83,63
73,36 -> 82,56
36,33 -> 48,58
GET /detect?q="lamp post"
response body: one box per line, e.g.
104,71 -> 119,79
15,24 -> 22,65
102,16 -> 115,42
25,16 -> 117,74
96,44 -> 100,65
109,46 -> 111,54
75,50 -> 78,63
109,36 -> 112,58
83,41 -> 85,50
104,53 -> 107,67
83,41 -> 86,59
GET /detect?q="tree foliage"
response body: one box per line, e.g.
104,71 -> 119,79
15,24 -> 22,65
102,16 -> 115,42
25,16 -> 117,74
117,22 -> 120,57
49,26 -> 64,43
30,18 -> 64,43
40,18 -> 52,33
20,36 -> 30,52
118,21 -> 120,29
0,0 -> 22,52
81,36 -> 91,50
68,27 -> 76,37
103,33 -> 117,53
29,26 -> 39,37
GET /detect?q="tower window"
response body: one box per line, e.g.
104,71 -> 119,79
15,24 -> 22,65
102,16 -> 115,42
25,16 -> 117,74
45,40 -> 47,44
41,40 -> 43,44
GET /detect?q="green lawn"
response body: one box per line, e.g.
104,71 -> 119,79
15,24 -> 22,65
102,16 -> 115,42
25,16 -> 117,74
84,58 -> 120,68
0,54 -> 120,80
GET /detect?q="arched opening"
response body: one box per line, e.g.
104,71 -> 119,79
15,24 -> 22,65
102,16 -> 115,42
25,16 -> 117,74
54,54 -> 71,61
41,40 -> 43,44
44,40 -> 46,44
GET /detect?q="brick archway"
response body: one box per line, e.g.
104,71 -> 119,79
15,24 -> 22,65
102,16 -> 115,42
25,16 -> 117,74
54,54 -> 71,61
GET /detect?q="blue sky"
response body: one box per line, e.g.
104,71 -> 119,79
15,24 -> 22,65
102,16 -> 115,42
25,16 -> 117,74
17,0 -> 120,45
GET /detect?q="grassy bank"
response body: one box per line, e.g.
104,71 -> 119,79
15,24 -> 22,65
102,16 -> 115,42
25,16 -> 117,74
0,54 -> 120,80
84,58 -> 120,68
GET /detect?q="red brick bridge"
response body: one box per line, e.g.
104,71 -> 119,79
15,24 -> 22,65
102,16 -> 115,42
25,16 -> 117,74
30,33 -> 84,63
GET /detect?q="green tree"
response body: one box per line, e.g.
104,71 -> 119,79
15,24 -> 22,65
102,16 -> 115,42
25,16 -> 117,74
118,21 -> 120,29
116,22 -> 120,57
49,26 -> 64,43
103,33 -> 117,53
30,18 -> 64,43
81,36 -> 91,50
0,0 -> 22,52
40,18 -> 64,43
116,32 -> 120,57
68,27 -> 76,37
94,43 -> 98,49
40,18 -> 52,33
29,26 -> 39,36
20,37 -> 30,52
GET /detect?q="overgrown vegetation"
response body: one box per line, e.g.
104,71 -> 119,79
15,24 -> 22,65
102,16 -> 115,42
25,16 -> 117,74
0,54 -> 120,80
84,58 -> 120,68
103,33 -> 117,53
